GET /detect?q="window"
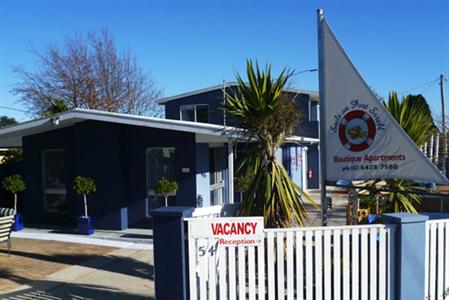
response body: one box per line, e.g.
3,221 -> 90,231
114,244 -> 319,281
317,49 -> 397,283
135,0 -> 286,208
146,147 -> 176,215
181,107 -> 195,122
180,104 -> 209,123
310,101 -> 319,121
42,150 -> 68,213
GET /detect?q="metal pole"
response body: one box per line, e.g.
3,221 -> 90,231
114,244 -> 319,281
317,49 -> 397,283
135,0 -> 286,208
435,132 -> 439,164
223,80 -> 227,126
317,8 -> 328,226
440,74 -> 446,212
440,74 -> 446,175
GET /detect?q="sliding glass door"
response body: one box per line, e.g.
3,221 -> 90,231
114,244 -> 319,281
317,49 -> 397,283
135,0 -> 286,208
42,150 -> 68,213
146,147 -> 176,214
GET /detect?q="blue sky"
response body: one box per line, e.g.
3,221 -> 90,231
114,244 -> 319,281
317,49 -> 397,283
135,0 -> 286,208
0,0 -> 448,122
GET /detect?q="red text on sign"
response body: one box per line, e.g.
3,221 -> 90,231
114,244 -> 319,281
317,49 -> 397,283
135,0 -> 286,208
211,222 -> 258,235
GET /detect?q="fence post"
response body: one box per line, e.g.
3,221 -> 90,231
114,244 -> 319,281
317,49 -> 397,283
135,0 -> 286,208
151,206 -> 194,300
383,213 -> 429,300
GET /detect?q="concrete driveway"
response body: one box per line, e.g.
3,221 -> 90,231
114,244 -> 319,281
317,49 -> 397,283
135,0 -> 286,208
1,247 -> 154,300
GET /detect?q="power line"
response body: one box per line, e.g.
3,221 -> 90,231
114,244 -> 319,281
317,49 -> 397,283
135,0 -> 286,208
417,81 -> 439,95
398,78 -> 439,96
0,105 -> 28,113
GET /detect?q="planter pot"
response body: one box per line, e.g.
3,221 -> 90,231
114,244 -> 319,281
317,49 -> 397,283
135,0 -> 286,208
12,213 -> 24,231
77,216 -> 94,235
367,214 -> 380,224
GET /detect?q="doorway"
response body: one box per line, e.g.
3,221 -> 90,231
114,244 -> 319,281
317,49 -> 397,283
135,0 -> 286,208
209,147 -> 226,205
145,147 -> 176,215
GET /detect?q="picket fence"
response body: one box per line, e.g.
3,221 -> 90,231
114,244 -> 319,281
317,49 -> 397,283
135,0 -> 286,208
425,219 -> 449,300
187,223 -> 393,300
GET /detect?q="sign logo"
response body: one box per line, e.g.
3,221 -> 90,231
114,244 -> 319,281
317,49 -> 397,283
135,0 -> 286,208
338,109 -> 376,152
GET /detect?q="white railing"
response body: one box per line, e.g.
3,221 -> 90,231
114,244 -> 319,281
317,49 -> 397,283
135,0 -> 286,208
190,203 -> 240,219
187,223 -> 393,300
425,219 -> 449,300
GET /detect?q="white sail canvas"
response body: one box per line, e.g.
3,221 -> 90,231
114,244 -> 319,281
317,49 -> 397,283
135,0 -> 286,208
318,17 -> 448,185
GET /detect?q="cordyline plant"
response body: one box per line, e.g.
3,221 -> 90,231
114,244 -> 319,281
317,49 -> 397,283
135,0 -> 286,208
224,60 -> 315,228
2,174 -> 26,212
73,176 -> 96,218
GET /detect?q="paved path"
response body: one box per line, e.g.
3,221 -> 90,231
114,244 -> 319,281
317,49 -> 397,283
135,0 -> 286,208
1,248 -> 154,300
11,227 -> 153,248
304,189 -> 348,226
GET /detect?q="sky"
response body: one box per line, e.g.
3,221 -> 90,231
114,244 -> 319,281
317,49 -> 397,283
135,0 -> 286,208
0,0 -> 448,122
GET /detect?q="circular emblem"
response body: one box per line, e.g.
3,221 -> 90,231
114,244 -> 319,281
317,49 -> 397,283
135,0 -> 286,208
338,110 -> 376,152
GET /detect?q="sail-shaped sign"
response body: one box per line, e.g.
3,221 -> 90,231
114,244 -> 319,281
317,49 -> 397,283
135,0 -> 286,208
317,11 -> 449,185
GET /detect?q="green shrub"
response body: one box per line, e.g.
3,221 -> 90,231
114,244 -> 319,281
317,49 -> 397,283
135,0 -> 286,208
155,178 -> 178,206
73,176 -> 96,195
2,175 -> 26,194
2,174 -> 26,212
73,176 -> 96,218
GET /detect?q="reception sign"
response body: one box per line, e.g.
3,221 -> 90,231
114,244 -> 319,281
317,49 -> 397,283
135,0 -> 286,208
188,217 -> 264,247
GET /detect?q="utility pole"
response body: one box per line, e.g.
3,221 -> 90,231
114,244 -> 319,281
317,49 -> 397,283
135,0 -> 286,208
441,74 -> 446,176
317,9 -> 328,226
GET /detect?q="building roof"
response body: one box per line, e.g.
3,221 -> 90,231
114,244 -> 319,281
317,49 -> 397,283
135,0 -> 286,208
0,109 -> 240,147
157,82 -> 320,104
0,108 -> 319,147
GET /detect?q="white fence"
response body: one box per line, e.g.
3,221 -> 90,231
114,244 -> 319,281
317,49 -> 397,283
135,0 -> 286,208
425,219 -> 449,300
191,203 -> 241,219
187,223 -> 393,300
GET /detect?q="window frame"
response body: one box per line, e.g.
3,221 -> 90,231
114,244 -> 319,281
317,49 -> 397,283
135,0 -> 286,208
145,147 -> 176,216
179,104 -> 209,123
41,149 -> 68,214
309,100 -> 320,122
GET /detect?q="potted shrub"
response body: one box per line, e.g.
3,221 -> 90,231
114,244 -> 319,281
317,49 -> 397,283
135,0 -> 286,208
2,174 -> 26,231
155,177 -> 178,207
73,176 -> 96,235
234,173 -> 251,202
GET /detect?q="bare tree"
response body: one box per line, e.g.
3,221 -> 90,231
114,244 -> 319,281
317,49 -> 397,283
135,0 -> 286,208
12,30 -> 163,117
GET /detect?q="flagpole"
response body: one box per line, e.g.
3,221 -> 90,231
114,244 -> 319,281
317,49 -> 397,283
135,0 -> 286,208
317,8 -> 328,226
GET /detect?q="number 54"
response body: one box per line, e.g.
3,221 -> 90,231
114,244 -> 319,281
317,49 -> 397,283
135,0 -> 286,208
198,243 -> 218,257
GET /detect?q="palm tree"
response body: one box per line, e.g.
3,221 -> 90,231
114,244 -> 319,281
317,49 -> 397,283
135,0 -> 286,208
224,60 -> 315,228
371,92 -> 436,213
385,92 -> 435,147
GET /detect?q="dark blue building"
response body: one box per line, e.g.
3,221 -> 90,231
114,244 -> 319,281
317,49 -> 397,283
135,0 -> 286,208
0,109 -> 239,230
158,83 -> 320,191
0,84 -> 319,230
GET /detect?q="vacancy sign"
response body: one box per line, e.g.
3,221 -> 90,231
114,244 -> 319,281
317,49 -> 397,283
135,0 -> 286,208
188,217 -> 264,247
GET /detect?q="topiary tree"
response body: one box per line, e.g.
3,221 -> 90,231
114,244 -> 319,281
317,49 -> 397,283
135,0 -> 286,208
2,175 -> 26,212
155,177 -> 178,207
234,173 -> 251,202
73,176 -> 96,218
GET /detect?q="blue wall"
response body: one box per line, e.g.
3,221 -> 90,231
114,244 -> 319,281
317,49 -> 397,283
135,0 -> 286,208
122,123 -> 197,227
164,88 -> 318,139
21,120 -> 198,230
165,89 -> 227,125
163,87 -> 320,189
23,126 -> 76,226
